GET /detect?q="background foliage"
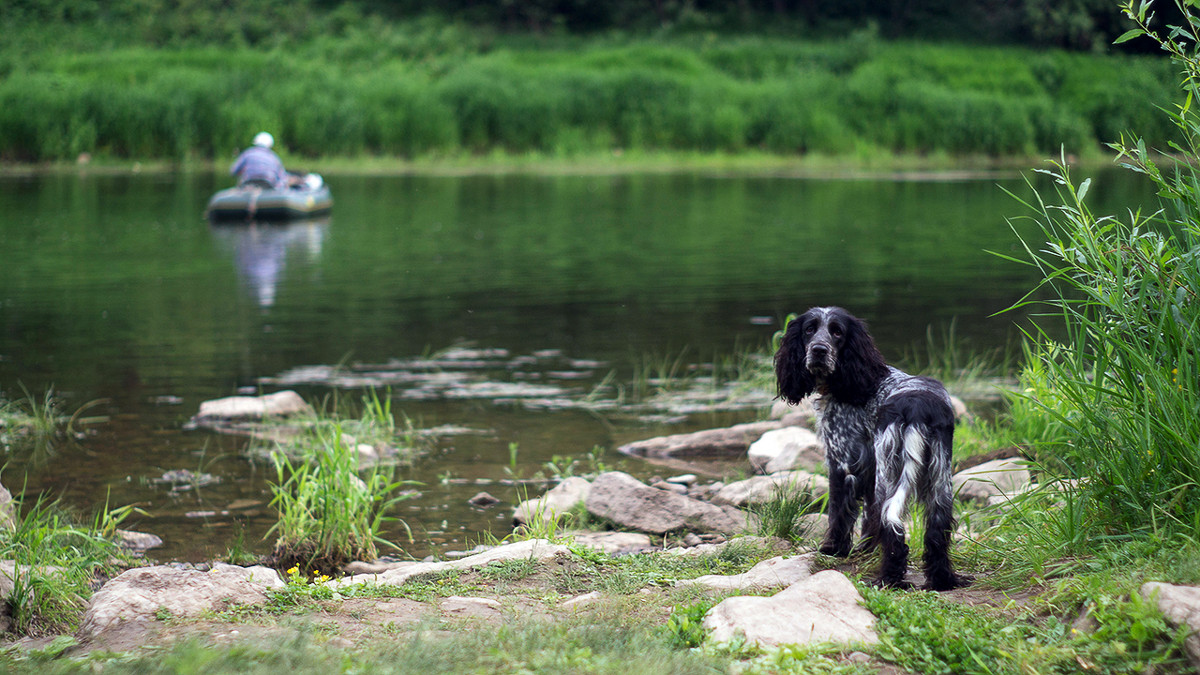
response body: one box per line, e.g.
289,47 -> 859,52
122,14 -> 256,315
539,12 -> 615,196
0,1 -> 1185,162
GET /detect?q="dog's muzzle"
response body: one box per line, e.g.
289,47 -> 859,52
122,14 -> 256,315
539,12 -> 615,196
806,343 -> 836,375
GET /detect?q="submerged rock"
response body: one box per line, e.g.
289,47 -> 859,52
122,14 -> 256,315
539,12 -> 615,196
115,529 -> 164,554
0,482 -> 14,531
187,390 -> 313,427
468,492 -> 501,508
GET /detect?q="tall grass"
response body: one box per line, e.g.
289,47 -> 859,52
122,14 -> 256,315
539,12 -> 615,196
267,424 -> 416,574
0,29 -> 1179,162
997,2 -> 1200,542
0,491 -> 127,635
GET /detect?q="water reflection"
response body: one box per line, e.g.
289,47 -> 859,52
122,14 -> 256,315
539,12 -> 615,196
209,219 -> 329,308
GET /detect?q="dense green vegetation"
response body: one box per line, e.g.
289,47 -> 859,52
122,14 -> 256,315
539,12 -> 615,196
998,0 -> 1200,549
0,4 -> 1182,163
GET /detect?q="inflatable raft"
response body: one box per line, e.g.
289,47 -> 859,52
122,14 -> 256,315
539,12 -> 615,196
206,174 -> 332,221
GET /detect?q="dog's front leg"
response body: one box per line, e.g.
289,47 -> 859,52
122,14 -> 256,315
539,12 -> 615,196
854,469 -> 881,555
820,460 -> 858,557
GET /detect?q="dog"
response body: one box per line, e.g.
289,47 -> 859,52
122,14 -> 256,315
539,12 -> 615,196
774,306 -> 965,590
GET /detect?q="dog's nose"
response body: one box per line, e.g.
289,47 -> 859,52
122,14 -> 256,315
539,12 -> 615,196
810,344 -> 829,359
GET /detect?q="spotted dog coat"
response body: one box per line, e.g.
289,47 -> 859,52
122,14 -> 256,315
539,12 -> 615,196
774,306 -> 963,590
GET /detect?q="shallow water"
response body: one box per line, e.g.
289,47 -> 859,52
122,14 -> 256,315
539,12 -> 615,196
0,167 -> 1158,561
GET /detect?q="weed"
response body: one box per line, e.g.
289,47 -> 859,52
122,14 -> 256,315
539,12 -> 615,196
664,599 -> 713,649
477,557 -> 540,582
267,566 -> 340,609
749,481 -> 826,542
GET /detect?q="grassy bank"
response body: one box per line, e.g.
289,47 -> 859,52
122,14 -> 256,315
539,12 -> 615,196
0,21 -> 1180,164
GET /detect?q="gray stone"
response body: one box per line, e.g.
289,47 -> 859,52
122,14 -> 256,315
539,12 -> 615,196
661,536 -> 791,558
440,595 -> 502,618
0,561 -> 66,603
652,480 -> 689,495
332,539 -> 571,590
513,477 -> 591,525
713,471 -> 829,507
343,559 -> 421,575
80,563 -> 284,638
568,531 -> 654,555
585,471 -> 747,535
748,427 -> 825,474
770,398 -> 820,428
617,421 -> 788,460
468,492 -> 501,508
676,553 -> 814,591
704,570 -> 878,648
1142,581 -> 1200,668
561,591 -> 602,609
952,458 -> 1031,503
115,529 -> 163,554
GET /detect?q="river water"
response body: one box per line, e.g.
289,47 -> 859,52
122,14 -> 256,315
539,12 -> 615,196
0,166 -> 1158,561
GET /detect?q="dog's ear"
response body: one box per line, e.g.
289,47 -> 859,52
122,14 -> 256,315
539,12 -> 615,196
774,314 -> 815,404
827,313 -> 888,405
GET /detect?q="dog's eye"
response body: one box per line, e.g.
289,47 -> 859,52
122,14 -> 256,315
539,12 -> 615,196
804,324 -> 817,335
830,326 -> 843,338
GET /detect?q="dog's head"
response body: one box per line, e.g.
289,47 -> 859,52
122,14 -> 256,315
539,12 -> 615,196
773,306 -> 888,406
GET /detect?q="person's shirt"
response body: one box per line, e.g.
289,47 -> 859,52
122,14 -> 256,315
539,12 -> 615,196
230,146 -> 286,188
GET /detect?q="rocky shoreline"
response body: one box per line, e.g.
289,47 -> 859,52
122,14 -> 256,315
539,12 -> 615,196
2,391 -> 1198,669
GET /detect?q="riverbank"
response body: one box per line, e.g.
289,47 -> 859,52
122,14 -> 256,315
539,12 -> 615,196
0,147 -> 1129,180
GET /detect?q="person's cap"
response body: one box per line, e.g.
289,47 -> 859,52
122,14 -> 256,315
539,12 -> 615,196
253,132 -> 274,148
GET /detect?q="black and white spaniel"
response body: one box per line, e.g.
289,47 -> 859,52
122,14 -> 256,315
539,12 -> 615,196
774,306 -> 965,590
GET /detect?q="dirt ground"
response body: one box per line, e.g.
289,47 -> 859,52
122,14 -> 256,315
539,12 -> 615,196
1,551 -> 1037,674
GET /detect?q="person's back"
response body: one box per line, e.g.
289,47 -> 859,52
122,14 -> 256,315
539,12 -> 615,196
230,132 -> 286,188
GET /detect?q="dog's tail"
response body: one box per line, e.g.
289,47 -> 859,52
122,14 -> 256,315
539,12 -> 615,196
879,423 -> 926,533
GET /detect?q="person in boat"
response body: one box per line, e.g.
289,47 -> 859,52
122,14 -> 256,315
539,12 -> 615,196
230,132 -> 290,189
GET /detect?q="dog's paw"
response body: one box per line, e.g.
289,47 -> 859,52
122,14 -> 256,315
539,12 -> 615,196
818,542 -> 851,558
924,573 -> 973,592
871,576 -> 915,591
850,539 -> 879,557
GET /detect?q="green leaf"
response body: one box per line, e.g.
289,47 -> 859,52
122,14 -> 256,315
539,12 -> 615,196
1114,29 -> 1145,44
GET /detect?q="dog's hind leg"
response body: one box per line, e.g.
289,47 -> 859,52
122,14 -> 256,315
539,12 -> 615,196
921,426 -> 964,591
873,421 -> 918,588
